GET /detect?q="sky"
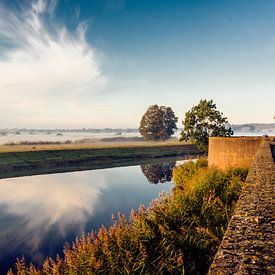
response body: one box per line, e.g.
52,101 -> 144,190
0,0 -> 274,128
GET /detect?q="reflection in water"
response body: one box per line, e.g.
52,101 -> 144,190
0,172 -> 107,270
0,164 -> 173,273
140,162 -> 176,184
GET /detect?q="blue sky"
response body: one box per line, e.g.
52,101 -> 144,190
0,0 -> 274,128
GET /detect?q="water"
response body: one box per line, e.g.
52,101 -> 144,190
0,160 -> 176,273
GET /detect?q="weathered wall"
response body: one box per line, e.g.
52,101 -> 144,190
208,140 -> 275,274
208,136 -> 272,169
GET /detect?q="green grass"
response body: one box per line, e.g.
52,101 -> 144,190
7,160 -> 248,275
0,143 -> 202,178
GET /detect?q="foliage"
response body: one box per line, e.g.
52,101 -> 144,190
172,162 -> 247,274
8,161 -> 247,275
180,99 -> 233,151
172,158 -> 208,188
139,105 -> 178,140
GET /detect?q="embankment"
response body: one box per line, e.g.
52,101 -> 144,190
0,143 -> 202,179
208,139 -> 275,274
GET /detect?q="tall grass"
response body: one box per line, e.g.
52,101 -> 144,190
7,160 -> 248,275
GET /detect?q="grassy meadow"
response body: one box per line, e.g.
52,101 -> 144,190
0,138 -> 182,153
7,159 -> 248,275
0,140 -> 202,179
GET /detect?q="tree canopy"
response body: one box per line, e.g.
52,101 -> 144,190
180,99 -> 233,151
139,105 -> 178,140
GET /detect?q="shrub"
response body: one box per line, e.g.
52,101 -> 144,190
172,157 -> 208,189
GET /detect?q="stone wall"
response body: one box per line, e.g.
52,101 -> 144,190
208,136 -> 274,169
208,140 -> 275,274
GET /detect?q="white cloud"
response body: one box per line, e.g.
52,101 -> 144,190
0,0 -> 106,127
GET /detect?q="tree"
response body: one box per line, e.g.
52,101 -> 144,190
180,99 -> 233,151
139,105 -> 178,140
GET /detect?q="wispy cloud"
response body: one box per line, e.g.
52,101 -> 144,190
0,0 -> 106,127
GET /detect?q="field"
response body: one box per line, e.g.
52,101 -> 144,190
0,140 -> 202,178
0,138 -> 182,153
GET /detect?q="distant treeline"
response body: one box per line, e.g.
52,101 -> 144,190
1,123 -> 274,135
0,128 -> 139,134
231,123 -> 275,133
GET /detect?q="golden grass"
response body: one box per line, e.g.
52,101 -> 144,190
0,140 -> 187,153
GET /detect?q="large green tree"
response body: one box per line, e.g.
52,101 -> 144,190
139,105 -> 178,140
180,99 -> 233,151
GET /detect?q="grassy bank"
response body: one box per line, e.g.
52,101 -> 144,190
0,141 -> 202,179
0,138 -> 179,153
8,160 -> 248,275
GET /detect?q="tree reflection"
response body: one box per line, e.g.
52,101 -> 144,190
140,162 -> 176,184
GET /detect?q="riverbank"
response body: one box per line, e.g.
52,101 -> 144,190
0,141 -> 202,179
7,160 -> 248,274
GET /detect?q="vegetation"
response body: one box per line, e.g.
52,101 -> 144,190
180,99 -> 233,151
8,160 -> 248,275
139,105 -> 178,140
0,142 -> 200,179
0,139 -> 185,153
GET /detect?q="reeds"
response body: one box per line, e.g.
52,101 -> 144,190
7,159 -> 248,275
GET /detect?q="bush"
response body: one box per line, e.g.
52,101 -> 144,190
173,158 -> 208,189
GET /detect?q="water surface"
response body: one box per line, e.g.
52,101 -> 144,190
0,160 -> 176,273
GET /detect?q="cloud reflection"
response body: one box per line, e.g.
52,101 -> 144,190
0,171 -> 107,260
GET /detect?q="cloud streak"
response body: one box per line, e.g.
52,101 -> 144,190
0,0 -> 106,127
